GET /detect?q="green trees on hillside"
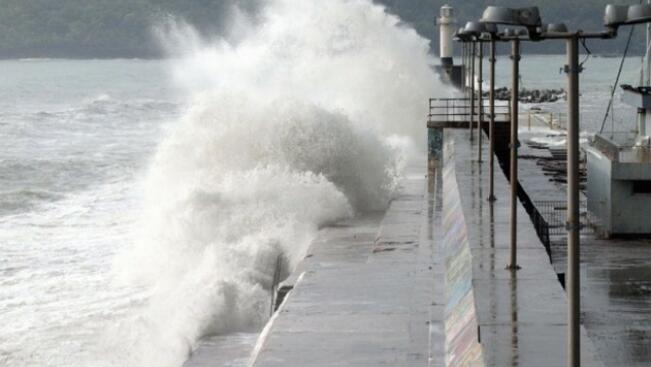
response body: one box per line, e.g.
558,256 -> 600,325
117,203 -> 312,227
402,0 -> 643,55
0,0 -> 642,58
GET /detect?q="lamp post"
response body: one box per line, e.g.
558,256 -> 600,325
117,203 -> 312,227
484,26 -> 499,202
463,21 -> 495,160
466,15 -> 536,270
481,6 -> 543,272
483,26 -> 535,272
478,41 -> 484,161
470,40 -> 476,139
454,29 -> 472,121
481,5 -> 641,366
461,41 -> 467,91
508,34 -> 521,271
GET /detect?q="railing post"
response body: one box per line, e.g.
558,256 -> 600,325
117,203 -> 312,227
452,99 -> 455,122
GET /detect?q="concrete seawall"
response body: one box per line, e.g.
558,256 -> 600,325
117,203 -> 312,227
441,136 -> 482,366
186,129 -> 604,366
442,129 -> 602,366
248,160 -> 442,366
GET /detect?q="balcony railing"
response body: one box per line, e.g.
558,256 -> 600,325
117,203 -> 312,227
428,97 -> 511,124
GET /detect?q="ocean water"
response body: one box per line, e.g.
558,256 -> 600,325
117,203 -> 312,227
0,1 -> 444,366
492,53 -> 644,133
0,59 -> 181,366
1,1 -> 645,366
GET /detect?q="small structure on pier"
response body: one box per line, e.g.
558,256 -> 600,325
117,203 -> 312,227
435,5 -> 463,88
586,55 -> 651,237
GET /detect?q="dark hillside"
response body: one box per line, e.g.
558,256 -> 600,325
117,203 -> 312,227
0,0 -> 642,58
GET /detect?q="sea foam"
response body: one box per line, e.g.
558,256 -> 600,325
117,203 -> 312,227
106,1 -> 445,366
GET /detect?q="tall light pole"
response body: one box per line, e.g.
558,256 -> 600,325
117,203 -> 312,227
463,21 -> 494,160
486,26 -> 532,271
461,42 -> 467,91
470,39 -> 476,140
566,32 -> 581,367
508,34 -> 521,270
478,41 -> 484,161
480,8 -> 541,272
487,29 -> 498,202
481,5 -> 640,366
466,17 -> 534,270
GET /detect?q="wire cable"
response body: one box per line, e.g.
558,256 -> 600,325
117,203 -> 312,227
599,25 -> 636,133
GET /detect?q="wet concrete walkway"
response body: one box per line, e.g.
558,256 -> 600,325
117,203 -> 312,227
249,160 -> 445,366
443,129 -> 602,366
514,124 -> 651,367
186,125 -> 619,366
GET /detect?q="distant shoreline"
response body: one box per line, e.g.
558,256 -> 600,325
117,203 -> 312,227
0,52 -> 641,62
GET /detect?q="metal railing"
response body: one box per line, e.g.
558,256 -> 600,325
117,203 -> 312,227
527,111 -> 567,130
428,97 -> 511,123
534,200 -> 591,237
269,254 -> 284,316
592,132 -> 651,163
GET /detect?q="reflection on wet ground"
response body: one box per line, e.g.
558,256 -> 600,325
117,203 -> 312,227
577,236 -> 651,367
516,124 -> 651,366
447,129 -> 602,366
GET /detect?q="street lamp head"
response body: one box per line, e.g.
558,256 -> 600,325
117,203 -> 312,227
481,6 -> 541,27
605,4 -> 651,27
476,23 -> 499,41
500,28 -> 528,39
453,27 -> 470,42
626,4 -> 651,25
453,28 -> 461,41
463,21 -> 486,39
604,5 -> 628,27
484,23 -> 499,35
481,6 -> 541,39
502,28 -> 517,38
541,23 -> 569,35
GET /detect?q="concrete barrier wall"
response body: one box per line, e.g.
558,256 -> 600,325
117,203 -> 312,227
441,137 -> 484,367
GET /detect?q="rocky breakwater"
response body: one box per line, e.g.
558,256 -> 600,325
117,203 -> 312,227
484,87 -> 566,103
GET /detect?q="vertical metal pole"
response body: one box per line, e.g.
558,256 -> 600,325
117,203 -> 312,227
566,34 -> 581,367
488,38 -> 497,202
470,41 -> 476,140
463,43 -> 468,116
478,41 -> 484,161
647,1 -> 651,86
462,43 -> 466,89
507,38 -> 520,271
464,43 -> 469,90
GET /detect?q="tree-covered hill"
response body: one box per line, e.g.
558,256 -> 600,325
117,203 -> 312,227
0,0 -> 644,59
387,0 -> 645,56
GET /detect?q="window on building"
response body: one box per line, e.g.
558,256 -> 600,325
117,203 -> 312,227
632,180 -> 651,194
